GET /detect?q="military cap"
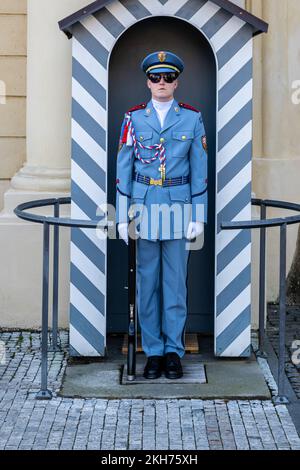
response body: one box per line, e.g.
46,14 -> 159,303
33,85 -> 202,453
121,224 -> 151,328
141,51 -> 184,75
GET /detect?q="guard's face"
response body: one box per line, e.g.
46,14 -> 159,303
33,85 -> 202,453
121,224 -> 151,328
147,74 -> 178,101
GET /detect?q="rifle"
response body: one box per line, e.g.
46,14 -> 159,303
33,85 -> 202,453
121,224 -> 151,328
127,215 -> 137,380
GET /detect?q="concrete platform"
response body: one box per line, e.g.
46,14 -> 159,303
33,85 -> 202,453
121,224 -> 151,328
122,362 -> 207,384
59,341 -> 271,399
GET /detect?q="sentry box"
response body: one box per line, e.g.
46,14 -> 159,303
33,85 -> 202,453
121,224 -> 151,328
59,0 -> 268,358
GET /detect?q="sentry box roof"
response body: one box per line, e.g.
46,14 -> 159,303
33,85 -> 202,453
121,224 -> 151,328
58,0 -> 269,359
59,0 -> 268,39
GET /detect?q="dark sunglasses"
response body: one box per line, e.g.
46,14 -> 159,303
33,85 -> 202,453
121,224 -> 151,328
147,72 -> 178,84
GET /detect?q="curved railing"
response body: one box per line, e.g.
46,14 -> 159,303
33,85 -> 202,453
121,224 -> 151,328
14,197 -> 300,403
221,198 -> 300,405
14,198 -> 108,399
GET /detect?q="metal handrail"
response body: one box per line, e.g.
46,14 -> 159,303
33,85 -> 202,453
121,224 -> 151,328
14,197 -> 300,402
221,198 -> 300,405
14,197 -> 108,399
14,197 -> 104,228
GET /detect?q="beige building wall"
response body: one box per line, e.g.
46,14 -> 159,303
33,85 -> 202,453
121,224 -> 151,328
0,0 -> 299,329
0,0 -> 27,211
246,0 -> 300,305
0,0 -> 93,329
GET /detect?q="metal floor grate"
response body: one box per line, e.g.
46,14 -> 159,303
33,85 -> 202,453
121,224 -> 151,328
122,362 -> 206,385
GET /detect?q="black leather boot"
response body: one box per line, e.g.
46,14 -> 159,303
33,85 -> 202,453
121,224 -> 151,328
164,352 -> 183,379
143,355 -> 164,379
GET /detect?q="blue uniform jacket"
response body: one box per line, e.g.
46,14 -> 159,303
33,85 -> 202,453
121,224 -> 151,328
116,98 -> 208,240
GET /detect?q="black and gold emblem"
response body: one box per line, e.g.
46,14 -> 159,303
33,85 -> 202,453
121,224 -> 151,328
201,135 -> 208,153
158,51 -> 166,62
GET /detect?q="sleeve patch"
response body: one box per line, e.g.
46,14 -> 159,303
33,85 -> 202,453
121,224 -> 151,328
121,123 -> 129,144
201,135 -> 208,153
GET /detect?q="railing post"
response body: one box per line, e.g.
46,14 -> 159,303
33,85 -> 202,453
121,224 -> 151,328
273,223 -> 289,404
50,200 -> 60,352
257,202 -> 268,358
36,221 -> 52,400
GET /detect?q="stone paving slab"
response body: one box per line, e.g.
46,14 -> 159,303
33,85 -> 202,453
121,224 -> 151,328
267,304 -> 300,398
0,331 -> 300,450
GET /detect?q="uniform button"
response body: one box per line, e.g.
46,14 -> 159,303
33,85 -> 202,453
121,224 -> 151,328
182,135 -> 187,140
128,207 -> 135,219
140,136 -> 144,141
160,137 -> 165,143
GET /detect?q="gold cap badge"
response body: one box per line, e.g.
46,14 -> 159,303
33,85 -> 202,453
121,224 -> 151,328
158,51 -> 166,62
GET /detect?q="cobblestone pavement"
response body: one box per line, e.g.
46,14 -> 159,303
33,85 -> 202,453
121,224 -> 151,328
0,331 -> 300,450
267,304 -> 300,398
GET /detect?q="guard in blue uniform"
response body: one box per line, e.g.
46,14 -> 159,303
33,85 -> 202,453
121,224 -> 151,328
116,51 -> 208,379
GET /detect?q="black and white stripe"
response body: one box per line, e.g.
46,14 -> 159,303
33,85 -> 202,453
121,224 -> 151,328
69,0 -> 254,357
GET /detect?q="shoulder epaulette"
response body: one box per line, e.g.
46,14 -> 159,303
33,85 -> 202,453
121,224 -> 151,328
127,103 -> 147,113
120,103 -> 146,143
178,102 -> 199,113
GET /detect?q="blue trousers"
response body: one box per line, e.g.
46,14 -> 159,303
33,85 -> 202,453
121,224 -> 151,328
136,237 -> 191,358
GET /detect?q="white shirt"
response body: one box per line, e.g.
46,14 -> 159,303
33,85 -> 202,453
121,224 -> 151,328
126,98 -> 174,146
152,98 -> 174,128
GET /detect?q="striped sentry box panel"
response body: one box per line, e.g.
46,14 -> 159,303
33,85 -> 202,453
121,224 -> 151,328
70,0 -> 254,357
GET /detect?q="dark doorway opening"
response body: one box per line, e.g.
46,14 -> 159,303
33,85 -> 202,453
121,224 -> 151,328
107,15 -> 216,334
